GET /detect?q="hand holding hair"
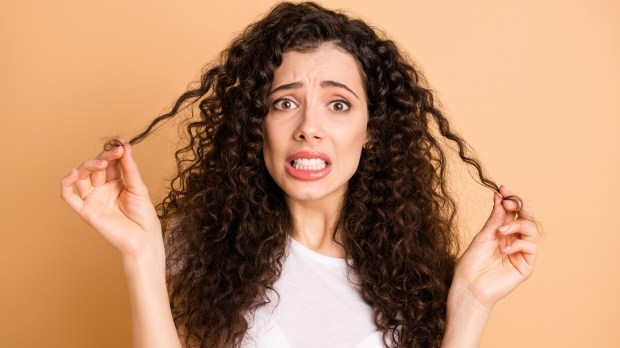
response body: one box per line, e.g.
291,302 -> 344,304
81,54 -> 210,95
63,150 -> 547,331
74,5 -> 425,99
450,185 -> 538,309
60,139 -> 164,262
440,186 -> 538,347
61,140 -> 181,348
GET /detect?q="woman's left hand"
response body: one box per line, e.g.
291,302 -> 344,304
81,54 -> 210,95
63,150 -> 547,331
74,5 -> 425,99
451,185 -> 538,310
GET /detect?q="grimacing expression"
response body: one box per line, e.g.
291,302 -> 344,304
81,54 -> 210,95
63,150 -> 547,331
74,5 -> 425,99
262,42 -> 369,206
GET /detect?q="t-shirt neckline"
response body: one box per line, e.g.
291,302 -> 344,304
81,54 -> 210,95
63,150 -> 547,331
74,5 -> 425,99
287,235 -> 350,267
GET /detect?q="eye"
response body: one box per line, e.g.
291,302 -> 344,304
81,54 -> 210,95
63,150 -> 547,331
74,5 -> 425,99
327,100 -> 350,112
272,98 -> 298,110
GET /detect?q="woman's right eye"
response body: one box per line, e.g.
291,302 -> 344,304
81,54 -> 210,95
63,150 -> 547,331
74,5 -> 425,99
272,98 -> 298,110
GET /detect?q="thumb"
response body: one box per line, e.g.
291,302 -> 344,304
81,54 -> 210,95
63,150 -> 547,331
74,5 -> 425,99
120,142 -> 149,196
481,192 -> 507,232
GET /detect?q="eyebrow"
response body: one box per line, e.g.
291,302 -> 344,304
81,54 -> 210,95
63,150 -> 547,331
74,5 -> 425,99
268,80 -> 359,99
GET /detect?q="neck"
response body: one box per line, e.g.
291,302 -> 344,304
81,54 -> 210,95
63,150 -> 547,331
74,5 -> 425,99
285,194 -> 346,258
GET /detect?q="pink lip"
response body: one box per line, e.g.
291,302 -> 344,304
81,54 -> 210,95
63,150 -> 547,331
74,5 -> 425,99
285,151 -> 332,181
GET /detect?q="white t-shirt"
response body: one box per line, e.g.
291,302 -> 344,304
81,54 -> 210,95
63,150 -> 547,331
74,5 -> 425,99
242,236 -> 385,348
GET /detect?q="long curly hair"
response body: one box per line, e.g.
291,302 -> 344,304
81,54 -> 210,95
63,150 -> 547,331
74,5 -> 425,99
108,2 -> 521,347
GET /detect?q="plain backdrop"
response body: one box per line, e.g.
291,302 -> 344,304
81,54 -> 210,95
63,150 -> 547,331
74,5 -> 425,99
1,0 -> 618,347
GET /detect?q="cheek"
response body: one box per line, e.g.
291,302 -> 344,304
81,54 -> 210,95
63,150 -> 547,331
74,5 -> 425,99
349,119 -> 369,147
262,138 -> 275,168
262,117 -> 293,157
353,122 -> 369,165
336,128 -> 367,168
261,123 -> 283,175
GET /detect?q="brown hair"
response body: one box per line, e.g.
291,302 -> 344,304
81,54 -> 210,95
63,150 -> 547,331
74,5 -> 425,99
108,2 -> 522,347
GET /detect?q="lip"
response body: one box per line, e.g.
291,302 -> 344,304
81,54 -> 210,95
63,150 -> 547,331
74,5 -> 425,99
285,150 -> 332,181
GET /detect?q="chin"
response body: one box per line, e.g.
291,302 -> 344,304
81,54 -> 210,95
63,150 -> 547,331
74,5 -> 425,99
283,184 -> 346,205
285,190 -> 328,203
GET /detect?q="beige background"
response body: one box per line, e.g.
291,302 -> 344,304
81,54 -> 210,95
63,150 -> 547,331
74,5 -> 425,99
1,0 -> 618,347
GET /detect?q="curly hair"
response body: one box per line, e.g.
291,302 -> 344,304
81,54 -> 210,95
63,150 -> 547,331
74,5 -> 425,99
107,2 -> 521,347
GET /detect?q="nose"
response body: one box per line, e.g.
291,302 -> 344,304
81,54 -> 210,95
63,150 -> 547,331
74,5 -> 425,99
293,105 -> 325,143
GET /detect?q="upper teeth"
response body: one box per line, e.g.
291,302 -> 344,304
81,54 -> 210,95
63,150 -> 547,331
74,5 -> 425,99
292,158 -> 327,170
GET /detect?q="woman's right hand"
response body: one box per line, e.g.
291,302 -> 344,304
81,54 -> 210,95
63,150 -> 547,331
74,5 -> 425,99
60,140 -> 163,261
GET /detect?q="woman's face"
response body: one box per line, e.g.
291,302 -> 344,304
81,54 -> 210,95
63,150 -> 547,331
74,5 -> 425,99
262,42 -> 368,207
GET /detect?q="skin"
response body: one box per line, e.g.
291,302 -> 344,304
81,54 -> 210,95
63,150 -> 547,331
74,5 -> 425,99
262,43 -> 368,257
61,142 -> 180,348
60,42 -> 538,347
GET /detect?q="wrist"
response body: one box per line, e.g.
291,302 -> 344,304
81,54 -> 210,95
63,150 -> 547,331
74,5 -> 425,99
441,280 -> 493,348
447,279 -> 494,315
121,237 -> 166,278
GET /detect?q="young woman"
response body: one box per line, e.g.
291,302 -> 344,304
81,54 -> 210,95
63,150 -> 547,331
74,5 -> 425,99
60,2 -> 538,347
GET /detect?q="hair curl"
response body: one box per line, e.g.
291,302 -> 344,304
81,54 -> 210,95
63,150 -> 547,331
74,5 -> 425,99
107,2 -> 523,347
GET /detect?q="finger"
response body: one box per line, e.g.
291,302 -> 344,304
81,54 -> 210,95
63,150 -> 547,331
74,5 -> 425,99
88,144 -> 126,189
499,185 -> 521,221
119,142 -> 149,196
498,219 -> 539,241
60,168 -> 84,212
95,143 -> 125,161
90,160 -> 109,186
105,145 -> 124,181
75,159 -> 108,198
499,185 -> 536,222
499,185 -> 514,199
479,192 -> 507,237
501,199 -> 520,212
497,230 -> 518,251
96,139 -> 125,181
503,239 -> 537,272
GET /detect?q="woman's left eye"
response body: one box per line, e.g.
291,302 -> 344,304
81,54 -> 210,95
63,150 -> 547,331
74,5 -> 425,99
327,100 -> 350,112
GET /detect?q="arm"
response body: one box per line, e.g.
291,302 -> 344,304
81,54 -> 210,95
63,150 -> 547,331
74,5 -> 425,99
441,282 -> 492,348
441,186 -> 538,347
123,246 -> 181,348
61,141 -> 182,348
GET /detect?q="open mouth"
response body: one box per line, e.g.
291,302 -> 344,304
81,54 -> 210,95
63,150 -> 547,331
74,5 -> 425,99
289,158 -> 329,171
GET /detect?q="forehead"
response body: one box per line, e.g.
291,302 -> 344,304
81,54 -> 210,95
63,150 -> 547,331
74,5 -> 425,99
272,43 -> 366,97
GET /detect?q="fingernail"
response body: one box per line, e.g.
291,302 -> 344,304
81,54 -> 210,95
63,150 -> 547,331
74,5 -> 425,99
499,225 -> 509,233
503,245 -> 512,253
96,159 -> 106,165
112,146 -> 121,153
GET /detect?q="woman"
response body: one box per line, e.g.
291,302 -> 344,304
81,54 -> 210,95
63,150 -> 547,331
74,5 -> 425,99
60,2 -> 538,347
